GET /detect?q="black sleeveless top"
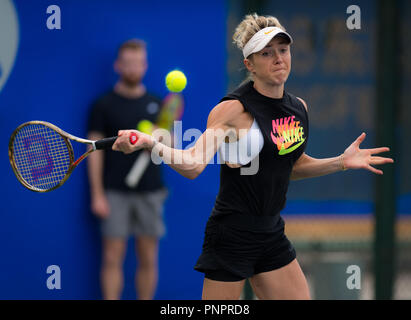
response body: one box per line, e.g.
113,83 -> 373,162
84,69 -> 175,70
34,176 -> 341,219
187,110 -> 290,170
210,81 -> 309,228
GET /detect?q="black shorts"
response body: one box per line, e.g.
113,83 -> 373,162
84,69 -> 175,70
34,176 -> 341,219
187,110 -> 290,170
194,214 -> 296,282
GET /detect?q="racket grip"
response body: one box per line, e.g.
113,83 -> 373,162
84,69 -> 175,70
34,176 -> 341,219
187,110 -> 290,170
95,133 -> 138,150
95,136 -> 118,150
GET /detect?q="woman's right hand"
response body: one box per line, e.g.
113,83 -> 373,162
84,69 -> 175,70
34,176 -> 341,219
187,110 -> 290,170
112,130 -> 156,154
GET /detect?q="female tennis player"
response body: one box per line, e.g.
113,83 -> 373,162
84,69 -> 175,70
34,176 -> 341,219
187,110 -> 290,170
113,14 -> 394,299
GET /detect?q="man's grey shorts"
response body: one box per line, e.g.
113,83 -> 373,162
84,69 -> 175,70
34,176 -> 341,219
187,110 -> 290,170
101,188 -> 168,238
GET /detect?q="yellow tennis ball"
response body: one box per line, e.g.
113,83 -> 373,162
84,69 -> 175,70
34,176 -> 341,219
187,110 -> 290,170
137,120 -> 154,134
165,70 -> 187,93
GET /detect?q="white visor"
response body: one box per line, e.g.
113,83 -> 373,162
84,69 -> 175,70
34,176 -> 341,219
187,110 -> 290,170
242,26 -> 293,58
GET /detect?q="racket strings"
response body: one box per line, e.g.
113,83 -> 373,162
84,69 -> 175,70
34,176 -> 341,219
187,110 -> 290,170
12,124 -> 71,191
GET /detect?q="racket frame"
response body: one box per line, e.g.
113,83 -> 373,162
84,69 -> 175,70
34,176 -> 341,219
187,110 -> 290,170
9,121 -> 98,192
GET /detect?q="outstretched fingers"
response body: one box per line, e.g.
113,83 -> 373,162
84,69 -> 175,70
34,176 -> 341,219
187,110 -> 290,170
354,132 -> 366,147
367,164 -> 383,175
368,147 -> 390,155
370,156 -> 394,165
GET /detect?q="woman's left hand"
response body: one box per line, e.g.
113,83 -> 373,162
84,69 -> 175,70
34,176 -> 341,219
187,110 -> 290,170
342,132 -> 394,175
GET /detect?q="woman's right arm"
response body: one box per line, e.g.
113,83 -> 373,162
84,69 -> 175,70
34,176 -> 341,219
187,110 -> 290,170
112,100 -> 243,179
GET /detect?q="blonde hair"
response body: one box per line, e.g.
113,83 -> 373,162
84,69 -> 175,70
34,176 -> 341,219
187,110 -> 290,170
232,13 -> 286,83
233,13 -> 286,51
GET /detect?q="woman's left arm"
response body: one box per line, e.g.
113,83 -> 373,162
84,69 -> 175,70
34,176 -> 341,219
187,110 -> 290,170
291,98 -> 394,181
291,132 -> 394,181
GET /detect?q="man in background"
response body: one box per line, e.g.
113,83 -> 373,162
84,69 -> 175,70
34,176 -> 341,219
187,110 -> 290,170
87,39 -> 168,300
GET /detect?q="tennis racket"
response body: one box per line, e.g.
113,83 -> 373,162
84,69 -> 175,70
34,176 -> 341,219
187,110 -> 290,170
125,92 -> 184,188
9,121 -> 138,192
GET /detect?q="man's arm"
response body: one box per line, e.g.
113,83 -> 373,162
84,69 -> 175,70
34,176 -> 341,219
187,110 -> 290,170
87,131 -> 110,218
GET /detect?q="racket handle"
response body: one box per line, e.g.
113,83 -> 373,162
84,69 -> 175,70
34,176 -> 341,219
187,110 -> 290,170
95,136 -> 118,150
95,132 -> 138,150
125,151 -> 151,188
